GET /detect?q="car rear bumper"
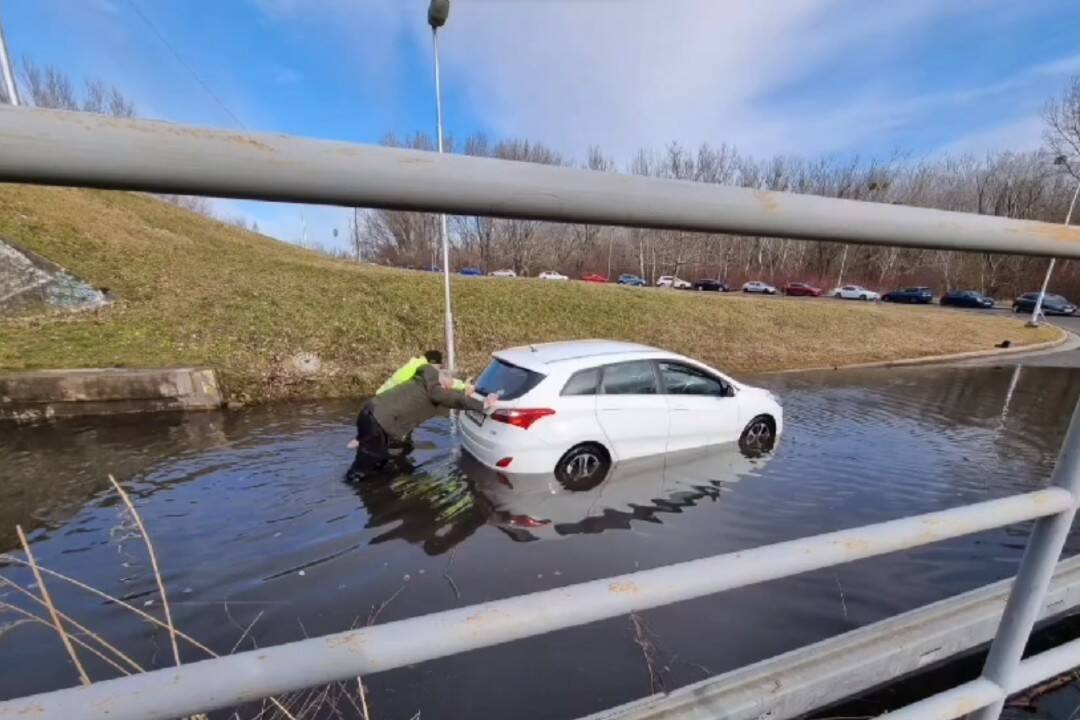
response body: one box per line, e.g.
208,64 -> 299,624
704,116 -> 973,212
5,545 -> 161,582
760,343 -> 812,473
458,414 -> 563,474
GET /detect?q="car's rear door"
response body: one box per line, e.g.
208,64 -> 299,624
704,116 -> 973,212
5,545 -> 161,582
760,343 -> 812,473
658,361 -> 739,450
595,360 -> 669,461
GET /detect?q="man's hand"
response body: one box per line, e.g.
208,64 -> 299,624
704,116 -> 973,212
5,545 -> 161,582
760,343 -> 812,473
346,439 -> 359,450
483,392 -> 500,411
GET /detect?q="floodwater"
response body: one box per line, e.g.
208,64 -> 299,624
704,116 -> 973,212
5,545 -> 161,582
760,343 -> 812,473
3,364 -> 1080,719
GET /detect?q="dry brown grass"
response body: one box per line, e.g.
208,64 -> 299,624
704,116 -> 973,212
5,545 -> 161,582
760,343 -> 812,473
0,184 -> 1061,403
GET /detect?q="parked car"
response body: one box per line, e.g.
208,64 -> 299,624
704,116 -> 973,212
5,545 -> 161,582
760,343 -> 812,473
656,276 -> 692,289
459,340 -> 784,486
538,271 -> 569,281
941,290 -> 995,309
742,281 -> 778,295
830,285 -> 880,301
617,274 -> 646,286
489,268 -> 517,278
581,273 -> 609,284
458,267 -> 483,276
693,279 -> 729,292
1013,292 -> 1077,316
783,282 -> 822,297
882,287 -> 933,304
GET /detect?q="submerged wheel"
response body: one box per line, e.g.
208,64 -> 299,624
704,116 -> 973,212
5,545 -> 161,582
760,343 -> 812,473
555,443 -> 611,491
739,415 -> 776,457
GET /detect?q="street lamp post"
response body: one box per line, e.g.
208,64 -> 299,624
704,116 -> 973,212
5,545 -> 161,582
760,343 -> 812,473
1029,156 -> 1080,328
0,9 -> 19,106
428,0 -> 456,371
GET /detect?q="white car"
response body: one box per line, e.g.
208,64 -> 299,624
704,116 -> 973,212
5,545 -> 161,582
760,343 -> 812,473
538,271 -> 568,281
742,280 -> 778,294
489,268 -> 517,278
830,284 -> 880,301
460,340 -> 783,487
656,275 -> 692,289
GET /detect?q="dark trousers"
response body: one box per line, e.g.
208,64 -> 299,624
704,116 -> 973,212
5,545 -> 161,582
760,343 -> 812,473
347,404 -> 392,479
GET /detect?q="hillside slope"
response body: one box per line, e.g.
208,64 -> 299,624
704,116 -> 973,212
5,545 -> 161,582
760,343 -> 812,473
0,185 -> 1059,402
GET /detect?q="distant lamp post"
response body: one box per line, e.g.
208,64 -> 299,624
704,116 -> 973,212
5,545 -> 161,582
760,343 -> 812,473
428,0 -> 456,370
1029,155 -> 1080,328
0,9 -> 19,106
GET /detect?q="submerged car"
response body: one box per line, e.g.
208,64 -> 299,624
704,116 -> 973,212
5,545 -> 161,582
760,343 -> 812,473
693,279 -> 729,292
1013,292 -> 1077,316
941,290 -> 995,309
538,271 -> 569,281
656,275 -> 692,289
783,282 -> 822,297
742,280 -> 778,294
460,340 -> 783,487
617,274 -> 646,286
830,285 -> 879,301
882,287 -> 933,304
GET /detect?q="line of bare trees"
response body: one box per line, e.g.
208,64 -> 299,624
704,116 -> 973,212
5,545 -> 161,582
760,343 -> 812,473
363,77 -> 1080,300
11,56 -> 1080,299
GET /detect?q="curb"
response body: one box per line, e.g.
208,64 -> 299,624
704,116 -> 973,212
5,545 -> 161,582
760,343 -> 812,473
765,325 -> 1069,376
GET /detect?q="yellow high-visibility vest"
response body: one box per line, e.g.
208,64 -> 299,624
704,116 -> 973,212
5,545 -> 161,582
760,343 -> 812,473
376,357 -> 468,395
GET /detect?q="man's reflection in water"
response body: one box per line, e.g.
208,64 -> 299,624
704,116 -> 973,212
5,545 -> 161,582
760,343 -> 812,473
348,443 -> 772,555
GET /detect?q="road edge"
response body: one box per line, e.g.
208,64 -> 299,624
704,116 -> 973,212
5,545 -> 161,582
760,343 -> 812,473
766,324 -> 1069,376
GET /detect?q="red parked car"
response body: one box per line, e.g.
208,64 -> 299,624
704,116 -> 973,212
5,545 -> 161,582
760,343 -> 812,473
783,281 -> 822,297
581,273 -> 609,283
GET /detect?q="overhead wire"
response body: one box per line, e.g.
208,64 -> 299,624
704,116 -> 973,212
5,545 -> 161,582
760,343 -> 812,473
123,0 -> 247,130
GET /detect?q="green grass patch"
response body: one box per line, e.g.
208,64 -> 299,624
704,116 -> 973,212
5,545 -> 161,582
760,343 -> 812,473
0,185 -> 1061,402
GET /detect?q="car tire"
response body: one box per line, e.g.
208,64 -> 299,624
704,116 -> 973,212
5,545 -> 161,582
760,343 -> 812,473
555,443 -> 612,491
739,415 -> 776,458
833,292 -> 842,298
1013,305 -> 1021,313
859,294 -> 868,300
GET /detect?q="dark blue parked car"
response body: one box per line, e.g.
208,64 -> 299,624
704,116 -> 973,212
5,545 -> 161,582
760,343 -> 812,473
1013,292 -> 1076,316
458,267 -> 483,276
617,274 -> 646,286
882,286 -> 933,304
940,290 -> 994,309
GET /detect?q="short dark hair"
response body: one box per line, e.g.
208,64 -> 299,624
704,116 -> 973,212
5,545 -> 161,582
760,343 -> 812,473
424,350 -> 443,365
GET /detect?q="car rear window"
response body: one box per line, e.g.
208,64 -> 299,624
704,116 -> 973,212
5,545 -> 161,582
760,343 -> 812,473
561,367 -> 600,396
475,359 -> 546,400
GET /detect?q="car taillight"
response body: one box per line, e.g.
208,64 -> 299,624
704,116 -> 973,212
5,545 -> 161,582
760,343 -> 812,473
490,408 -> 555,430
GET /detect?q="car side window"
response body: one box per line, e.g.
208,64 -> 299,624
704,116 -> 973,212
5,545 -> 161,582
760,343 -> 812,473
658,362 -> 726,397
601,361 -> 658,395
562,367 -> 600,396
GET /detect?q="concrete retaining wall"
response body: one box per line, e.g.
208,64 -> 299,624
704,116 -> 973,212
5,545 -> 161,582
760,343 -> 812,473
0,368 -> 223,422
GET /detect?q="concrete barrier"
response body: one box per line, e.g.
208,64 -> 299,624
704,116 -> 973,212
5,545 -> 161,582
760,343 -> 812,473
0,367 -> 223,422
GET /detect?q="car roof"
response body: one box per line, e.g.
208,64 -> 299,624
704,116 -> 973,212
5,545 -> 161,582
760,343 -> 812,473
494,340 -> 665,372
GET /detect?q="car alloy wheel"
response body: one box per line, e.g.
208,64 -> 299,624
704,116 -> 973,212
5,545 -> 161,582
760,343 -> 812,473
555,443 -> 611,490
739,416 -> 775,457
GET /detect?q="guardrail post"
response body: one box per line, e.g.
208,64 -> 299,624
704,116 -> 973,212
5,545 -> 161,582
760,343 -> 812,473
970,400 -> 1080,720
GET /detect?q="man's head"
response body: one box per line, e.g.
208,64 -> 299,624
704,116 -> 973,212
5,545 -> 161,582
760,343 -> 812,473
424,350 -> 444,369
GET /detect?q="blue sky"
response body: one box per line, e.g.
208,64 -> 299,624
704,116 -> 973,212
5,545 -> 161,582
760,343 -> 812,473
4,0 -> 1080,250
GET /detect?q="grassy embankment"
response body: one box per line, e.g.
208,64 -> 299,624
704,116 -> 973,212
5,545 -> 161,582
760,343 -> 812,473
0,185 -> 1061,403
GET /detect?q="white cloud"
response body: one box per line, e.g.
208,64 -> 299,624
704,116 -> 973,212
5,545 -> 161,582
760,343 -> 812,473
938,114 -> 1045,158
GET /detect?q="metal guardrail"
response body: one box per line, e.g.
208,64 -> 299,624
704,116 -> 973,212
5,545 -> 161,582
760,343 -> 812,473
2,106 -> 1080,258
2,107 -> 1080,719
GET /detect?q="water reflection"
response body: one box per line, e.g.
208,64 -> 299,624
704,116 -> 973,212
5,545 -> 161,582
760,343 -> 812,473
351,443 -> 770,554
4,365 -> 1080,719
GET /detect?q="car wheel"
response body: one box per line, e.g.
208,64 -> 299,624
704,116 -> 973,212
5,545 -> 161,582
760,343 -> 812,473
555,443 -> 611,491
1013,305 -> 1021,313
860,294 -> 868,301
833,292 -> 842,298
739,416 -> 776,458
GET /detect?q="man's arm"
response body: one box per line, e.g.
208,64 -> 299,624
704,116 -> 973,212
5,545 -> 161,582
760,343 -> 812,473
420,366 -> 486,412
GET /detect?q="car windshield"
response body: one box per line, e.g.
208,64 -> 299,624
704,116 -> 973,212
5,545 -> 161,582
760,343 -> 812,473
475,358 -> 546,400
